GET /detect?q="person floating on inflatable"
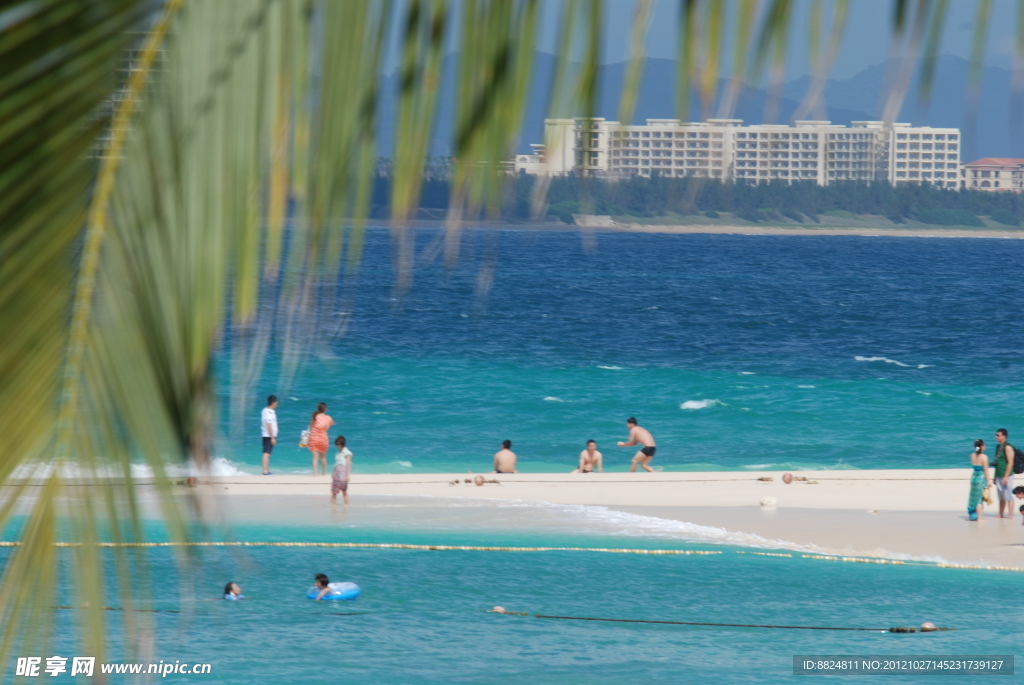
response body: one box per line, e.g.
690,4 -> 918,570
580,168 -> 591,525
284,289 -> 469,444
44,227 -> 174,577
307,573 -> 360,601
223,582 -> 244,600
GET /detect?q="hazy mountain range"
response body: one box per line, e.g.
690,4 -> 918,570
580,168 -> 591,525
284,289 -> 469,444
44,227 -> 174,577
377,53 -> 1024,163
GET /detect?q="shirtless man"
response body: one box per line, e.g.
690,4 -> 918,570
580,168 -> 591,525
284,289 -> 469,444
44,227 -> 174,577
572,440 -> 603,473
618,417 -> 656,472
493,440 -> 518,473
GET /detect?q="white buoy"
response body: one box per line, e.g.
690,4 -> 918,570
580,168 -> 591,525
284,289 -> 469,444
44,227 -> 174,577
760,497 -> 777,508
920,621 -> 937,632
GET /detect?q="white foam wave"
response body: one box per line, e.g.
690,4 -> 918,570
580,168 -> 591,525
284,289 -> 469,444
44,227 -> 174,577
543,396 -> 565,402
742,463 -> 775,469
739,371 -> 755,375
855,355 -> 910,367
855,356 -> 930,369
916,391 -> 932,396
680,399 -> 723,410
397,461 -> 413,468
798,385 -> 815,388
597,365 -> 624,370
519,503 -> 950,562
12,457 -> 249,479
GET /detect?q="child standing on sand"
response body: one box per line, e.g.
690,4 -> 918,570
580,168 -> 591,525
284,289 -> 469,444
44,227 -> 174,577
331,435 -> 352,505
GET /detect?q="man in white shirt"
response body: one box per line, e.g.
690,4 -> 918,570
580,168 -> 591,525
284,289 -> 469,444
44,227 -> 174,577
261,395 -> 278,475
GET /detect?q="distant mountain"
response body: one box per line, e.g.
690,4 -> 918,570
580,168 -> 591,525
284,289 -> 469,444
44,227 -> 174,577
375,53 -> 1018,161
784,55 -> 1024,161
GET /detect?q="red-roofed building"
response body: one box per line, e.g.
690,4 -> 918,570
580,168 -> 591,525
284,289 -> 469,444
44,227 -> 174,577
961,158 -> 1024,191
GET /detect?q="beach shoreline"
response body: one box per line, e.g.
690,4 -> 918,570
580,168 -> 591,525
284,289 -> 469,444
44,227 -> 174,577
190,469 -> 1024,567
377,220 -> 1024,239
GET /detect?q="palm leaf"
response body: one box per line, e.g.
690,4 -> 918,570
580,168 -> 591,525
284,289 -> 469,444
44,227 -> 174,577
2,0 -> 1017,673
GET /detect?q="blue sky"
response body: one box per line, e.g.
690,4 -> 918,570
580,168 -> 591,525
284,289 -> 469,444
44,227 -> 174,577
561,0 -> 1020,79
387,0 -> 1024,81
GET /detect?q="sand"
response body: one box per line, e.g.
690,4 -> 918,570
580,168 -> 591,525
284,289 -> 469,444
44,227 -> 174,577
194,469 -> 1024,566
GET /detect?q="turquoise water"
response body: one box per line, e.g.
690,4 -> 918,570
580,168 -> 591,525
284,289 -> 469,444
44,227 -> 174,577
9,499 -> 1020,683
214,230 -> 1024,474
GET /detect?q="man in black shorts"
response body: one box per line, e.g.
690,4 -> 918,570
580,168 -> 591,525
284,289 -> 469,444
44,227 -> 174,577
618,417 -> 657,472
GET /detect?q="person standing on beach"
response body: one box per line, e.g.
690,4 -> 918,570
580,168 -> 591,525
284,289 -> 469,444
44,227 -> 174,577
967,439 -> 990,521
331,435 -> 352,505
994,429 -> 1016,518
619,418 -> 656,472
493,440 -> 517,473
572,440 -> 603,473
308,402 -> 334,475
260,395 -> 278,475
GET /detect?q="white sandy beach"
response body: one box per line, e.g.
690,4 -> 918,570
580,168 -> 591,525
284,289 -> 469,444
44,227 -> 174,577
195,469 -> 1024,567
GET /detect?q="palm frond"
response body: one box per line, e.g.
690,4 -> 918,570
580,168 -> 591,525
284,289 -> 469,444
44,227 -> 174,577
2,0 -> 1018,672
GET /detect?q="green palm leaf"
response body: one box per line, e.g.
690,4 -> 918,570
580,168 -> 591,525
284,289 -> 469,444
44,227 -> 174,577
1,0 -> 1019,672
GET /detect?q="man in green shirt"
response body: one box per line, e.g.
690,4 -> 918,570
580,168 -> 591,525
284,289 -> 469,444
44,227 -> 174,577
994,429 -> 1016,519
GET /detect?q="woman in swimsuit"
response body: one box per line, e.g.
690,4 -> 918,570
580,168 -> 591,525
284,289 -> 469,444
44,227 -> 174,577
308,402 -> 334,475
967,438 -> 990,521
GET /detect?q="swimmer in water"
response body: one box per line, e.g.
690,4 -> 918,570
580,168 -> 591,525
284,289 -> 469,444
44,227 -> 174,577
618,417 -> 657,472
572,440 -> 603,473
313,573 -> 332,601
223,582 -> 244,600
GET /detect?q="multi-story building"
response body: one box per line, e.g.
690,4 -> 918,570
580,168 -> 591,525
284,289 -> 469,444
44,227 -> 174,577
960,158 -> 1024,191
513,118 -> 961,188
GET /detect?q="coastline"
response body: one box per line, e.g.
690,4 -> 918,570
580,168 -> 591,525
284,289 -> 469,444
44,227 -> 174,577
196,469 -> 1024,567
374,220 -> 1024,239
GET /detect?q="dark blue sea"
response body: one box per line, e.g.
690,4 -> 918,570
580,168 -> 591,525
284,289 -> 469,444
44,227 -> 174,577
214,228 -> 1024,473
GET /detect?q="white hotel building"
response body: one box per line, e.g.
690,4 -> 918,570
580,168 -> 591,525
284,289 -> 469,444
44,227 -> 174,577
514,118 -> 961,188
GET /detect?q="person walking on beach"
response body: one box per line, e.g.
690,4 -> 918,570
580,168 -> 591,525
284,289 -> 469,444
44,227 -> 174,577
331,435 -> 352,505
994,429 -> 1016,518
493,440 -> 518,473
308,402 -> 334,475
260,395 -> 278,475
572,440 -> 603,473
967,439 -> 991,521
619,417 -> 657,472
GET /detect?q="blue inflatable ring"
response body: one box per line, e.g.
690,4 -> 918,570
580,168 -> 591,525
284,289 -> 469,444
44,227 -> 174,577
307,582 -> 360,600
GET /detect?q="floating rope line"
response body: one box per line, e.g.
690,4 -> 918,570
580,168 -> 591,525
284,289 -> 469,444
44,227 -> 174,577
801,554 -> 906,566
736,551 -> 792,558
0,541 -> 720,555
2,541 -> 1023,573
526,614 -> 949,633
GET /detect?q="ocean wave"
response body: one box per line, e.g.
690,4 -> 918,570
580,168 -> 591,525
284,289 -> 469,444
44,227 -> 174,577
544,396 -> 565,402
11,457 -> 249,479
798,385 -> 815,389
680,399 -> 723,410
505,502 -> 950,563
597,365 -> 624,370
396,461 -> 413,468
739,371 -> 755,375
855,356 -> 930,369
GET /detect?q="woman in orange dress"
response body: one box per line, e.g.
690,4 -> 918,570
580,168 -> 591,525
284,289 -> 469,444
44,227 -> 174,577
307,402 -> 334,475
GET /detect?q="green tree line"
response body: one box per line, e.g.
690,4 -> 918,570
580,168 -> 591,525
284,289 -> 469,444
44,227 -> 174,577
371,171 -> 1024,227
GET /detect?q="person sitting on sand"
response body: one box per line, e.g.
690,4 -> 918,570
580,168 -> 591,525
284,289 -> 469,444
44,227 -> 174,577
223,582 -> 244,600
618,418 -> 657,472
493,440 -> 518,473
312,573 -> 333,601
572,440 -> 603,473
331,435 -> 352,505
1014,486 -> 1024,524
967,439 -> 990,521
